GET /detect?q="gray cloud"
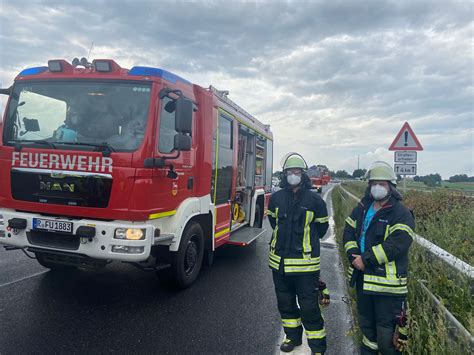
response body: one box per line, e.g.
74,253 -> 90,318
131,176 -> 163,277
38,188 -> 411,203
0,0 -> 472,178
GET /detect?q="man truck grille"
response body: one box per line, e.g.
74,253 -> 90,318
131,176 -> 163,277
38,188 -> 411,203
27,230 -> 80,250
11,169 -> 113,208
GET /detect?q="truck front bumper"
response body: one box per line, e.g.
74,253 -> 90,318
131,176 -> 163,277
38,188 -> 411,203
0,209 -> 154,262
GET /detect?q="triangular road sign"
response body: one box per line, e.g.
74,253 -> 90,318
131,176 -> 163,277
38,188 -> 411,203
389,122 -> 423,151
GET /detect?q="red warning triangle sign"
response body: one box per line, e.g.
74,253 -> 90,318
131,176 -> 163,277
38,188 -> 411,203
389,122 -> 423,151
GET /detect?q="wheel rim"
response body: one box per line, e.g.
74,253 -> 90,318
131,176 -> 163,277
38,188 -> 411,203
184,236 -> 199,276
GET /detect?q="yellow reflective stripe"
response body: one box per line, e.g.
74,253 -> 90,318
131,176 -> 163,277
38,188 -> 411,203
269,250 -> 281,270
305,329 -> 326,339
303,211 -> 313,254
372,244 -> 389,264
384,224 -> 390,241
314,216 -> 329,223
363,283 -> 408,294
389,223 -> 415,237
284,257 -> 320,265
270,207 -> 279,250
282,318 -> 302,328
269,253 -> 281,262
364,274 -> 407,285
345,216 -> 356,228
267,209 -> 276,218
321,288 -> 329,296
269,260 -> 279,269
215,227 -> 230,238
284,265 -> 321,273
148,210 -> 177,219
344,241 -> 358,252
362,335 -> 378,350
347,267 -> 354,278
385,261 -> 397,278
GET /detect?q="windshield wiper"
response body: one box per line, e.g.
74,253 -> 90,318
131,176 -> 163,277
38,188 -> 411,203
54,142 -> 115,157
9,140 -> 57,151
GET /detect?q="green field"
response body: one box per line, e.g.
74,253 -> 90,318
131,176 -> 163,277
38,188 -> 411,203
404,180 -> 474,193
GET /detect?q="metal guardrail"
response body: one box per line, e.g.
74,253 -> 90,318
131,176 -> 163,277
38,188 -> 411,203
337,185 -> 474,346
417,280 -> 474,348
339,186 -> 474,279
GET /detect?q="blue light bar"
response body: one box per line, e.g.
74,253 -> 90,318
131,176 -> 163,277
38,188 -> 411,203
128,66 -> 191,85
19,66 -> 48,76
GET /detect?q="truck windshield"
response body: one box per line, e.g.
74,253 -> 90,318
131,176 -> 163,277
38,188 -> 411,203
3,81 -> 151,151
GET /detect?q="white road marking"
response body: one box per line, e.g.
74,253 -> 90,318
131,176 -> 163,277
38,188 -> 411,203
0,270 -> 48,288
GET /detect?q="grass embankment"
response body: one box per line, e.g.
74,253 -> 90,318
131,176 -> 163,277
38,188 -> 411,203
333,184 -> 473,353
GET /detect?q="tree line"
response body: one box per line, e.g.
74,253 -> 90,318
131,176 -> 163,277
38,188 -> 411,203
273,169 -> 473,185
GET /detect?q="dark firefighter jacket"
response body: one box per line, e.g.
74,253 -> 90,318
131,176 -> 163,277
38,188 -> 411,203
343,188 -> 415,296
267,185 -> 329,275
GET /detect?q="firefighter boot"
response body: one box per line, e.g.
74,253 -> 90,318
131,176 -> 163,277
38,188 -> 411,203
280,338 -> 302,352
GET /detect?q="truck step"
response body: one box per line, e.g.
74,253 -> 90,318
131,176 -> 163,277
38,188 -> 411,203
227,227 -> 266,246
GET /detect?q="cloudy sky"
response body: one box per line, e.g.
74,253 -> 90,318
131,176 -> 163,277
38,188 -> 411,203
1,0 -> 472,178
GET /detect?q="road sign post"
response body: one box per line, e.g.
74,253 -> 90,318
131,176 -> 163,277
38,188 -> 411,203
389,122 -> 423,193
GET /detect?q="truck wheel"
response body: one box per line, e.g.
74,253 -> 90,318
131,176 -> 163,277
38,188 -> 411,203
172,222 -> 204,288
35,253 -> 77,271
253,203 -> 262,228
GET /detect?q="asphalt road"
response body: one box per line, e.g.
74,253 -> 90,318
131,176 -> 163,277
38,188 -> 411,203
0,184 -> 356,354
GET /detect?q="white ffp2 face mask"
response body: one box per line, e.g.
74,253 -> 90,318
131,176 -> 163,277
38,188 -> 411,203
371,184 -> 389,200
287,174 -> 301,186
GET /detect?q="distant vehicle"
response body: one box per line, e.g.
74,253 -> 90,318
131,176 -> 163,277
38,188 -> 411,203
308,165 -> 331,193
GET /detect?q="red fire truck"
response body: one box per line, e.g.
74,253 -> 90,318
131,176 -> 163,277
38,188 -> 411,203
308,165 -> 331,193
0,58 -> 273,287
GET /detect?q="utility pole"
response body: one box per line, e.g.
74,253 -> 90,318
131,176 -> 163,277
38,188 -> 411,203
357,154 -> 360,170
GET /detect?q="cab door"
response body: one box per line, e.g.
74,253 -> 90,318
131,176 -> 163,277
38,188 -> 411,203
211,110 -> 234,246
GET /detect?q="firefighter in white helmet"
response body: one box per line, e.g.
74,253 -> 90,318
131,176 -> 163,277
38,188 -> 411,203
343,161 -> 414,354
267,153 -> 329,354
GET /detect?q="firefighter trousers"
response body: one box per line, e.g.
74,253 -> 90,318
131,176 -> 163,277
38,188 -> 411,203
356,281 -> 405,354
272,271 -> 326,353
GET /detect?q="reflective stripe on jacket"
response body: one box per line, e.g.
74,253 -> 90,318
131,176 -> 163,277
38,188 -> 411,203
343,193 -> 415,296
268,187 -> 329,275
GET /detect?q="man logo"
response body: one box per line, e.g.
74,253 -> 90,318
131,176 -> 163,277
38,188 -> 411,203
40,181 -> 75,193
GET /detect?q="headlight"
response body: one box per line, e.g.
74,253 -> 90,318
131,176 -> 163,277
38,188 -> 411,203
114,228 -> 145,240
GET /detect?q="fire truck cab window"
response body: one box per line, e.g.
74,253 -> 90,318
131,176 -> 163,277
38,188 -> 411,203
4,81 -> 151,152
159,97 -> 178,153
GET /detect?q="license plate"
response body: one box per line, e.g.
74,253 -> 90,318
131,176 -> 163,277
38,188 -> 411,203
33,218 -> 73,234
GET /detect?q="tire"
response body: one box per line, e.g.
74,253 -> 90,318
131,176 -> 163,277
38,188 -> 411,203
171,222 -> 204,288
253,203 -> 263,228
35,253 -> 77,272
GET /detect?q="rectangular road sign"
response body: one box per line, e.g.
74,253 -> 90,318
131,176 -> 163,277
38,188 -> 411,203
394,151 -> 417,163
394,164 -> 417,175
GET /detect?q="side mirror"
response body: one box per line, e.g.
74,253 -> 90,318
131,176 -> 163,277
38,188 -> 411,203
174,134 -> 191,151
175,97 -> 193,134
0,86 -> 12,96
